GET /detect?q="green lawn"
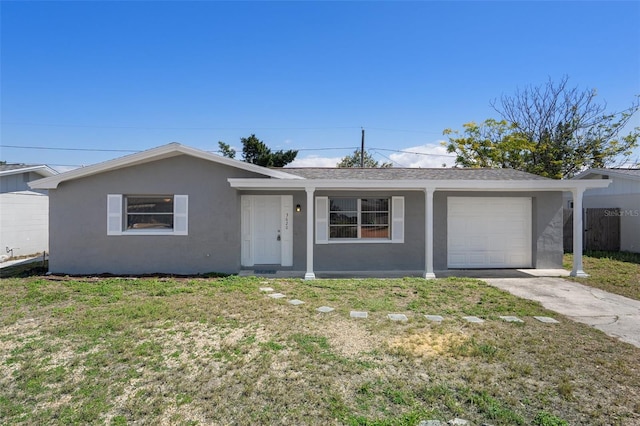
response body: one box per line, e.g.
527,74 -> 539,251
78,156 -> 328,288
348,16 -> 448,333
1,273 -> 639,425
564,251 -> 640,300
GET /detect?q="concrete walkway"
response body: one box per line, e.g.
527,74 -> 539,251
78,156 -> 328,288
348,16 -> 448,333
484,277 -> 640,349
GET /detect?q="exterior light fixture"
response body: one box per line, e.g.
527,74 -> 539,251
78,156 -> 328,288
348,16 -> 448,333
296,204 -> 302,212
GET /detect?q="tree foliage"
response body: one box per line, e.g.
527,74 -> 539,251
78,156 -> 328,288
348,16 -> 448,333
217,141 -> 236,159
444,76 -> 639,178
216,135 -> 298,167
337,150 -> 392,168
241,134 -> 297,167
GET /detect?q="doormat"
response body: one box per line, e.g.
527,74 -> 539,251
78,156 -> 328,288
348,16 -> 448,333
254,270 -> 277,274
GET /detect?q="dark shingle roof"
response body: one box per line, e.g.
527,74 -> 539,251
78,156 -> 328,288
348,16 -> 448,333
280,167 -> 549,180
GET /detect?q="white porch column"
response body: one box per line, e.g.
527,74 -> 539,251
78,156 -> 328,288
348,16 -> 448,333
304,187 -> 316,280
571,187 -> 588,277
424,188 -> 436,279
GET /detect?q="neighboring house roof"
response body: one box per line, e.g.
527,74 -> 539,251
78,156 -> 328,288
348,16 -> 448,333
0,164 -> 58,178
282,167 -> 548,180
29,142 -> 304,189
572,168 -> 640,182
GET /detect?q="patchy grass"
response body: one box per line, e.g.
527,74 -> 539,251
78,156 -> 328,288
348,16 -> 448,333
564,251 -> 640,300
1,275 -> 639,425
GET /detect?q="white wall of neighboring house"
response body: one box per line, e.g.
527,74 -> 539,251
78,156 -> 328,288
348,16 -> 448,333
0,191 -> 50,259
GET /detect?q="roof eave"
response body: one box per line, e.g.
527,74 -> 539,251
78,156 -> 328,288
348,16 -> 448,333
0,165 -> 58,178
29,143 -> 303,189
227,178 -> 612,191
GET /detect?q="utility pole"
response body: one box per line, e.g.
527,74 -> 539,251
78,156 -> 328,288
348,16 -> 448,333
360,128 -> 365,168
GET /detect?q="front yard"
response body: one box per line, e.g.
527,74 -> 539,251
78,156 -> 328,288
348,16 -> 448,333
564,251 -> 640,300
1,273 -> 639,425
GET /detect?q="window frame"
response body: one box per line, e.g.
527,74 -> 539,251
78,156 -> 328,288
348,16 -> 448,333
125,195 -> 175,232
107,194 -> 188,236
328,197 -> 391,241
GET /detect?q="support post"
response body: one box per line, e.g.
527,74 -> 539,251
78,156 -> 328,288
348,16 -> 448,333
424,188 -> 436,279
304,187 -> 316,280
570,187 -> 589,277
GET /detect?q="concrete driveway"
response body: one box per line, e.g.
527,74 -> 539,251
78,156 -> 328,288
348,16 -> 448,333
484,277 -> 640,349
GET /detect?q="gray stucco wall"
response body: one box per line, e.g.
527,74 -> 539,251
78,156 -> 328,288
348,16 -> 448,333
48,155 -> 264,275
313,191 -> 426,272
433,191 -> 563,270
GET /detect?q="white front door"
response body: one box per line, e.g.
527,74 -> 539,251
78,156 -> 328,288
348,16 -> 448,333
241,195 -> 293,267
253,196 -> 282,264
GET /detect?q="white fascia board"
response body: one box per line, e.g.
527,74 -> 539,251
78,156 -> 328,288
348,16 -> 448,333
227,178 -> 612,191
0,165 -> 58,178
29,143 -> 303,189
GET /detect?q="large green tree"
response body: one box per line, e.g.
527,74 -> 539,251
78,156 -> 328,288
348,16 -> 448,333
337,149 -> 392,168
217,135 -> 297,167
444,76 -> 639,178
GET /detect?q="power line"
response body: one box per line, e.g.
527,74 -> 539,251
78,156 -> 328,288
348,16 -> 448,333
1,145 -> 139,153
370,147 -> 456,158
2,121 -> 448,135
0,122 -> 363,131
369,149 -> 409,168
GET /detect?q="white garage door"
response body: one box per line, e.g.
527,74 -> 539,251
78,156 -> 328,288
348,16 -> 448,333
448,197 -> 532,268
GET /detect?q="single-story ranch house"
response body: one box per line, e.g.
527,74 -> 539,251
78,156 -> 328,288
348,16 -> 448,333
30,143 -> 610,278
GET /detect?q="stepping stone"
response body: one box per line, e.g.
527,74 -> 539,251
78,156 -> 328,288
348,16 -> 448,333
259,281 -> 270,284
268,293 -> 286,299
288,299 -> 304,305
448,419 -> 469,426
425,315 -> 444,322
499,315 -> 524,323
388,313 -> 408,322
534,316 -> 559,324
317,306 -> 335,313
462,316 -> 485,323
259,287 -> 274,292
418,421 -> 443,426
350,311 -> 368,319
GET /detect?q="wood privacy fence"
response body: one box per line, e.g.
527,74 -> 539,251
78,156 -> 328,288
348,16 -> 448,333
563,208 -> 621,251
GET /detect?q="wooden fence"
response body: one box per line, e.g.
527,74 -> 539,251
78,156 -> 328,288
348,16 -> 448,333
563,208 -> 621,251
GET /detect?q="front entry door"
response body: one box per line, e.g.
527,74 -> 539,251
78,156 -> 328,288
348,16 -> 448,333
253,196 -> 282,264
241,195 -> 293,267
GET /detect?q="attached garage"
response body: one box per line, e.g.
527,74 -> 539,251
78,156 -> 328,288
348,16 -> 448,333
447,197 -> 532,268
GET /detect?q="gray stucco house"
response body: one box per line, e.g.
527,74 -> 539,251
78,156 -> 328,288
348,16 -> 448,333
30,143 -> 609,278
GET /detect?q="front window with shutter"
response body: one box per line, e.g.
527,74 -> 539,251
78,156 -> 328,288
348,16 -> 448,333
329,198 -> 390,239
107,194 -> 188,235
126,196 -> 174,230
316,195 -> 403,244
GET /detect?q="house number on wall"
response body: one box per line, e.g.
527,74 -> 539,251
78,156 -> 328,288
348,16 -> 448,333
285,213 -> 289,230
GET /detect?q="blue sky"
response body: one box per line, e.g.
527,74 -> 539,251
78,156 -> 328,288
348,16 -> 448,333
1,1 -> 639,170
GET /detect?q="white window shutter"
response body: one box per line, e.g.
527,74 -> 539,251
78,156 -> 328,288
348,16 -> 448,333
391,196 -> 404,243
107,194 -> 123,236
315,196 -> 329,244
173,195 -> 188,235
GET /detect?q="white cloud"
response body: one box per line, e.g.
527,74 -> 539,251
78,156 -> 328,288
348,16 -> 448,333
287,155 -> 343,168
387,142 -> 455,168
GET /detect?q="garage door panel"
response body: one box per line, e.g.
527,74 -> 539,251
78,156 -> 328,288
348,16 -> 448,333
468,236 -> 488,250
448,197 -> 532,268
